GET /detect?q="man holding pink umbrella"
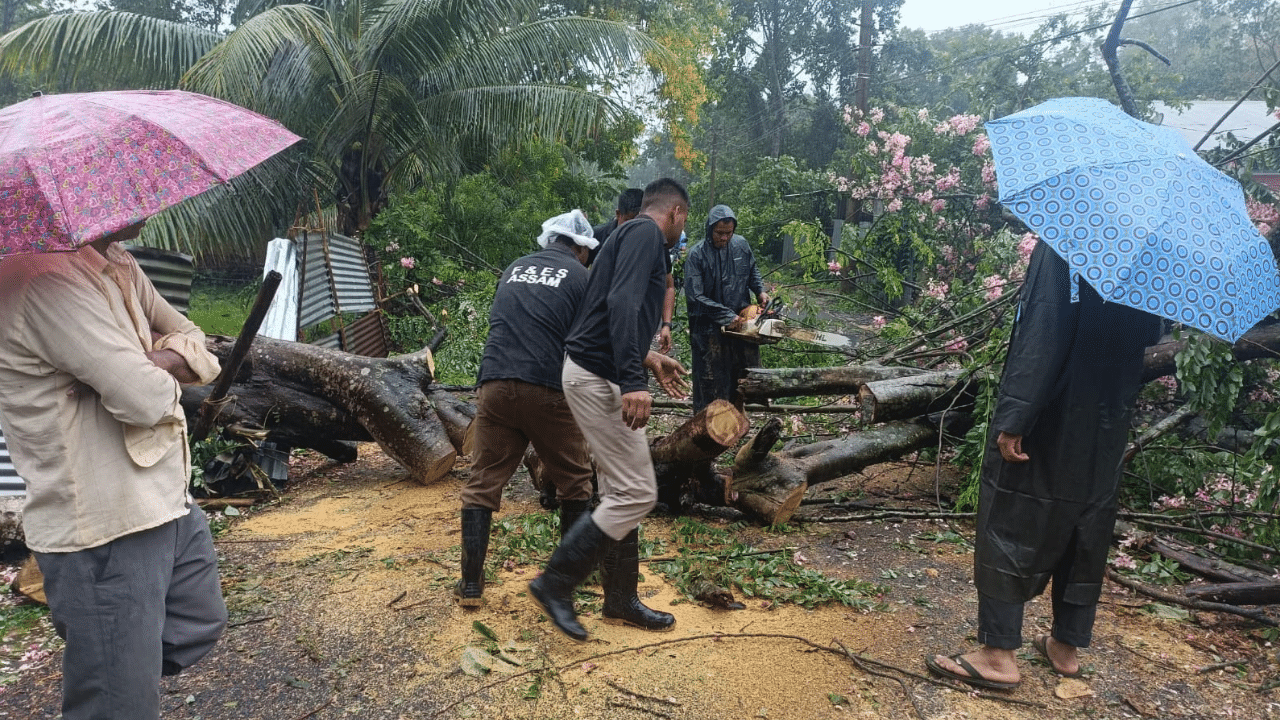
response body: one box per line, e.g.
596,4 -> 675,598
0,90 -> 300,720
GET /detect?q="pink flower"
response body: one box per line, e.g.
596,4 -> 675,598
944,336 -> 968,353
827,260 -> 842,274
871,315 -> 887,329
931,199 -> 946,213
982,274 -> 1006,301
1017,233 -> 1038,263
431,277 -> 443,286
916,108 -> 930,121
1113,552 -> 1137,570
869,107 -> 885,123
925,279 -> 949,300
886,198 -> 903,212
856,122 -> 871,137
399,256 -> 416,269
972,135 -> 991,156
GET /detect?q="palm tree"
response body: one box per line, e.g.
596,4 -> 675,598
0,0 -> 657,258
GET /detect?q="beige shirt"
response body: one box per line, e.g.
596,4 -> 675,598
0,244 -> 220,552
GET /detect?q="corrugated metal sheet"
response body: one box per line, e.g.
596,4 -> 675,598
341,311 -> 389,358
296,231 -> 377,330
125,245 -> 195,315
0,432 -> 22,496
293,231 -> 386,357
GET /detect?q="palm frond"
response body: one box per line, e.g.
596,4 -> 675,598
360,0 -> 534,72
181,4 -> 351,126
0,11 -> 219,91
413,17 -> 660,93
424,84 -> 626,150
140,147 -> 328,261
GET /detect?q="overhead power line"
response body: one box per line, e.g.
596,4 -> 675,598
879,0 -> 1205,88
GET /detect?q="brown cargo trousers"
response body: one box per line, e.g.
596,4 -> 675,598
461,378 -> 593,511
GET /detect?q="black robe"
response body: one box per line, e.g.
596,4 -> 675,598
975,241 -> 1162,607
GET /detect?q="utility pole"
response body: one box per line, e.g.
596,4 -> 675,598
846,0 -> 875,225
855,0 -> 873,114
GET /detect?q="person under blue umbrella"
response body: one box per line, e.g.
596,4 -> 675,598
927,238 -> 1162,689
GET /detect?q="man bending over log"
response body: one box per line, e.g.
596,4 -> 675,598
530,178 -> 691,640
455,210 -> 600,607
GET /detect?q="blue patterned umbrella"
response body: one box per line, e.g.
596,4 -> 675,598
986,96 -> 1280,342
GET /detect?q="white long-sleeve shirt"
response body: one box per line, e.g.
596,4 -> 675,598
0,243 -> 219,552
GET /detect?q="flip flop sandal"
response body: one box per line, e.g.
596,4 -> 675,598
1033,635 -> 1084,678
925,653 -> 1019,690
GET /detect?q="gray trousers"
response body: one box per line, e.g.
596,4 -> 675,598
561,357 -> 657,540
36,506 -> 227,720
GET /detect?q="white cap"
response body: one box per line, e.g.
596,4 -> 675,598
537,209 -> 599,249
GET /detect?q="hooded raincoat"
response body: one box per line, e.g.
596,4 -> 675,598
683,205 -> 765,412
975,241 -> 1162,609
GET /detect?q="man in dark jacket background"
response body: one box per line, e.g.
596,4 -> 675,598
455,210 -> 598,608
529,178 -> 690,641
927,240 -> 1162,689
684,204 -> 769,413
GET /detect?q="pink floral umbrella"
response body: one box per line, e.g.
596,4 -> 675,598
0,90 -> 303,257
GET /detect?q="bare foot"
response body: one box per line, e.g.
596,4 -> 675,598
931,646 -> 1020,686
1036,635 -> 1081,676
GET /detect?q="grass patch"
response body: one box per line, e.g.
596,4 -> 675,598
188,281 -> 256,336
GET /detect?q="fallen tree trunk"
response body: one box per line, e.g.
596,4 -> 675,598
728,418 -> 946,525
1142,321 -> 1280,381
739,365 -> 925,401
184,336 -> 458,484
858,369 -> 971,423
1184,582 -> 1280,605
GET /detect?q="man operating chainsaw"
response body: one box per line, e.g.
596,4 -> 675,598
684,204 -> 769,414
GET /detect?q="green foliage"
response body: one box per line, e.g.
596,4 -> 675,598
650,518 -> 886,610
188,436 -> 240,493
187,281 -> 255,336
490,512 -> 562,567
1175,333 -> 1244,438
367,141 -> 616,273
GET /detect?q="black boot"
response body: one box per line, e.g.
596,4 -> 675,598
454,507 -> 491,608
528,514 -> 612,641
559,499 -> 591,540
601,527 -> 675,631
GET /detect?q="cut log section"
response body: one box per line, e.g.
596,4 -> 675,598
651,400 -> 750,464
651,401 -> 750,511
738,365 -> 926,400
858,369 -> 971,423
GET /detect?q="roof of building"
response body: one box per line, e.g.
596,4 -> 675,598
1153,100 -> 1276,150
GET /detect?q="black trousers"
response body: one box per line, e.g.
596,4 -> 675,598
689,325 -> 760,414
977,587 -> 1097,650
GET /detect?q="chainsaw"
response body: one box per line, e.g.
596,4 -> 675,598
720,298 -> 857,352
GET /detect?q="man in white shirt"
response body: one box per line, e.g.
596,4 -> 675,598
0,221 -> 226,720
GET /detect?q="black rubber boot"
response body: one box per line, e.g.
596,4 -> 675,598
601,527 -> 675,631
454,507 -> 491,608
559,499 -> 591,540
528,514 -> 612,641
